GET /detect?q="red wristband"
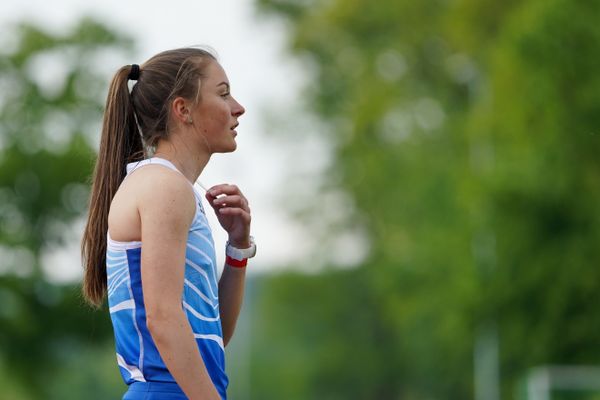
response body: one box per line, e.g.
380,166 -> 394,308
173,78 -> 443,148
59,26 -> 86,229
226,256 -> 248,268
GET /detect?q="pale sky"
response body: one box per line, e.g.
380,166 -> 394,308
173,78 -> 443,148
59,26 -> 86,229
0,0 -> 331,280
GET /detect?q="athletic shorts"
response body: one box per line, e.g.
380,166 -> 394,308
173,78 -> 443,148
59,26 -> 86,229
122,381 -> 187,399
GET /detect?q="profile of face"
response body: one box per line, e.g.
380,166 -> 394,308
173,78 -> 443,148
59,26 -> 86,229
182,61 -> 246,154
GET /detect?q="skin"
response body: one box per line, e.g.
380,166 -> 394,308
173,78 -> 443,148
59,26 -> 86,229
107,60 -> 249,400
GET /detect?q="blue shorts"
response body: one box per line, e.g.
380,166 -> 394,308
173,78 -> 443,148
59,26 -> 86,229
122,381 -> 187,399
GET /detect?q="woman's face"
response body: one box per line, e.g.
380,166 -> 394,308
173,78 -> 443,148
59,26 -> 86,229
190,61 -> 245,153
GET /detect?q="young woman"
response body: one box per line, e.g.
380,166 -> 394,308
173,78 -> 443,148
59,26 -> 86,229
81,47 -> 256,400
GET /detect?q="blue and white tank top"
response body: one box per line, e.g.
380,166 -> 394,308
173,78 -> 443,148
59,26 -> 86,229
106,157 -> 228,399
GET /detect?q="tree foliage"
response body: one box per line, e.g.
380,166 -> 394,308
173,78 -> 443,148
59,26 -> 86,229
0,18 -> 133,398
249,0 -> 600,398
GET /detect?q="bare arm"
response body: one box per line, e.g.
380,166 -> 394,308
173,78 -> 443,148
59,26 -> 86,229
206,184 -> 252,346
218,262 -> 247,346
139,171 -> 220,400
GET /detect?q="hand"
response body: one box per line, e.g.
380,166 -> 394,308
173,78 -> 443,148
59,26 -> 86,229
205,184 -> 251,248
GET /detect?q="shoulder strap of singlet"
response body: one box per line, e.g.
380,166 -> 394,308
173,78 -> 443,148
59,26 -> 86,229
125,157 -> 203,204
126,157 -> 177,175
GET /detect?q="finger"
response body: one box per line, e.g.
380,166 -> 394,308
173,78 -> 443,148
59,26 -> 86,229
208,184 -> 246,200
212,195 -> 249,212
205,190 -> 240,207
217,207 -> 252,222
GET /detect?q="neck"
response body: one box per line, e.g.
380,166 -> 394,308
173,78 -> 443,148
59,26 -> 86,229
153,138 -> 211,184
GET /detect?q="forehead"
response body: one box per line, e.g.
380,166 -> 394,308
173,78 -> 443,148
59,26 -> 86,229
203,61 -> 229,87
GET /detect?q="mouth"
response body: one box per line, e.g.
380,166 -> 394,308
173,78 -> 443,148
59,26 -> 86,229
230,122 -> 239,137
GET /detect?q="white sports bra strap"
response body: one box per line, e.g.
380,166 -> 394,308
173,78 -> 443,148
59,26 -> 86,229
125,157 -> 203,204
126,157 -> 179,175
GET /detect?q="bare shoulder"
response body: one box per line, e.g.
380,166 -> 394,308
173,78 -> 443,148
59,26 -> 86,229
127,165 -> 196,227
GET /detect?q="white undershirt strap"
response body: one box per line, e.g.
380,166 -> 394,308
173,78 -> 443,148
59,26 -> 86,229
125,157 -> 203,204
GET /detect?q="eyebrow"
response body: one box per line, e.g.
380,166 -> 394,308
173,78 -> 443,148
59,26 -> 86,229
217,82 -> 230,90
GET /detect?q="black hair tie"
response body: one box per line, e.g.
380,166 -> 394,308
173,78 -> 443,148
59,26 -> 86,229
128,64 -> 140,81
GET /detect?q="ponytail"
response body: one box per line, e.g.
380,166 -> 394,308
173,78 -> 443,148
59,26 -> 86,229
81,65 -> 143,307
81,48 -> 217,307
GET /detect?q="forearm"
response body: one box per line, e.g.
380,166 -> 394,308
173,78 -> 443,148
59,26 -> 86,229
207,182 -> 252,346
148,310 -> 220,400
218,263 -> 247,346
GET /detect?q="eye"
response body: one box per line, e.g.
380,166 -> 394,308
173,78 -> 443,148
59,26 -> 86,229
221,92 -> 231,98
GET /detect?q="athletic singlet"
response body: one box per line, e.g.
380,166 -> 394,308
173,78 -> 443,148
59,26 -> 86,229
106,157 -> 228,399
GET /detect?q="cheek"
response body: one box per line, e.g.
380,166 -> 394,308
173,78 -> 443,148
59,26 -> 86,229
198,103 -> 230,132
212,104 -> 231,128
205,113 -> 229,133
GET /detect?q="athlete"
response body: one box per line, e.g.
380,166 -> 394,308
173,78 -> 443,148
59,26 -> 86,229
81,47 -> 256,399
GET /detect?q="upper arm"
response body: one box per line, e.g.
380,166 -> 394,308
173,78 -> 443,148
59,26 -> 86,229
136,170 -> 196,320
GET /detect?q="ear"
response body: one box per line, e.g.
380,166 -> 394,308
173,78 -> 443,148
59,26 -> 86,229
171,97 -> 193,125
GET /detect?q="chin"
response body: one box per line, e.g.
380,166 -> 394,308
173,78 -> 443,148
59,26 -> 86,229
215,141 -> 237,154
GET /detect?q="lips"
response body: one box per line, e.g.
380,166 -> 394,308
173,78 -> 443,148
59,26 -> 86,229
230,122 -> 239,130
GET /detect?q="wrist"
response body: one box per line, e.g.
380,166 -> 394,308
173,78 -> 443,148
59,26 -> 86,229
226,236 -> 256,262
226,256 -> 248,268
228,238 -> 251,249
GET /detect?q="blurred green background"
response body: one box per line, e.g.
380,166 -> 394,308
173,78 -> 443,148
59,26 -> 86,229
1,0 -> 599,399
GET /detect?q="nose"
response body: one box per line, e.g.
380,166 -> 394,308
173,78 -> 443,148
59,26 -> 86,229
232,97 -> 245,117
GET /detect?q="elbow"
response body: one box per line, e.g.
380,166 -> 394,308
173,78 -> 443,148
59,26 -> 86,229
222,323 -> 238,348
146,314 -> 167,340
146,314 -> 161,335
146,307 -> 182,339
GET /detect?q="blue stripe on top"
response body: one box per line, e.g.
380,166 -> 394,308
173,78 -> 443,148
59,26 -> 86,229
106,157 -> 228,399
